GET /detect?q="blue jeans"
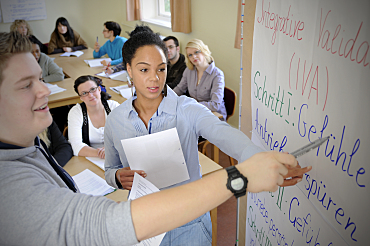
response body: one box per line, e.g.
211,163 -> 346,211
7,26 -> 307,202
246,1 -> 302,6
159,212 -> 212,246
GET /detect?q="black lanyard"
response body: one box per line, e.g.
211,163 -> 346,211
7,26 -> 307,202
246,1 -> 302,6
36,138 -> 77,193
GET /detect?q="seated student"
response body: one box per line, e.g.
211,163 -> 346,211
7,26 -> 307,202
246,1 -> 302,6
93,21 -> 127,66
173,39 -> 227,120
104,27 -> 311,246
38,121 -> 73,167
163,36 -> 187,89
29,36 -> 64,83
10,19 -> 48,54
68,75 -> 119,158
105,24 -> 153,75
0,31 -> 305,246
48,17 -> 87,54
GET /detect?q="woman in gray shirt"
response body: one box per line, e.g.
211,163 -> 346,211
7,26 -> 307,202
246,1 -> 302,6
173,39 -> 227,120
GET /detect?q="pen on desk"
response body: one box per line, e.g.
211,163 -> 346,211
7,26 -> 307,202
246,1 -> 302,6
105,62 -> 111,75
290,136 -> 330,158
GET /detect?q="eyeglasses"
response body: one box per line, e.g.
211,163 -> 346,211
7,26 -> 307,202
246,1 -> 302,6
79,86 -> 99,97
103,29 -> 109,33
167,45 -> 177,50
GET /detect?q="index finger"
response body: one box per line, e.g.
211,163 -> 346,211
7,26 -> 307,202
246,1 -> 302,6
274,151 -> 298,168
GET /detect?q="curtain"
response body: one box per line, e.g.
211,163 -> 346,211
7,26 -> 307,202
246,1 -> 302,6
234,0 -> 242,49
170,0 -> 192,33
126,0 -> 141,21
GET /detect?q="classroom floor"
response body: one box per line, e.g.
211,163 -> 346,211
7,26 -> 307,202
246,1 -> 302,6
202,145 -> 238,246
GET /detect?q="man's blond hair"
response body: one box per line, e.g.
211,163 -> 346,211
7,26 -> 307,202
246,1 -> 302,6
0,31 -> 32,85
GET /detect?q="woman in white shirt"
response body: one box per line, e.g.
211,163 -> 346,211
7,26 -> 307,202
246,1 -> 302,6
68,75 -> 119,158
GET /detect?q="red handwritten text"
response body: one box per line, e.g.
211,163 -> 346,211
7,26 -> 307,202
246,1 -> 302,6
256,0 -> 305,45
289,52 -> 329,111
317,9 -> 369,70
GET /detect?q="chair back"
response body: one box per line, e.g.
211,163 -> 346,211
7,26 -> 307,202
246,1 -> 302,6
63,126 -> 68,139
223,87 -> 236,121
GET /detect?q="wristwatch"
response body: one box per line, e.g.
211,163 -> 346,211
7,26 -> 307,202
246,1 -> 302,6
226,166 -> 248,198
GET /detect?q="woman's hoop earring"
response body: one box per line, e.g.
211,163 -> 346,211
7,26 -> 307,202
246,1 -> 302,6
129,78 -> 134,97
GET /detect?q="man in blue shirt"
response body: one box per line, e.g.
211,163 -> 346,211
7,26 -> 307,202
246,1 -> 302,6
93,21 -> 127,66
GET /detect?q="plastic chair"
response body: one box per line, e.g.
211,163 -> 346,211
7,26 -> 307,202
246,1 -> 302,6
202,86 -> 236,166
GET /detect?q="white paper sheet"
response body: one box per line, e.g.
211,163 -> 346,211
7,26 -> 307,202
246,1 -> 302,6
119,88 -> 133,99
0,0 -> 47,23
121,128 -> 189,189
96,70 -> 129,82
72,169 -> 115,196
84,58 -> 112,67
85,157 -> 105,170
109,70 -> 129,81
45,83 -> 66,95
129,173 -> 165,246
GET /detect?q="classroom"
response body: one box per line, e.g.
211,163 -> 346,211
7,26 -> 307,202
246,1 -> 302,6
0,0 -> 368,245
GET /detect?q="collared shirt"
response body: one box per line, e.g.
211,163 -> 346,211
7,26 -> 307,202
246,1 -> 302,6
93,36 -> 128,65
173,61 -> 227,120
104,87 -> 262,189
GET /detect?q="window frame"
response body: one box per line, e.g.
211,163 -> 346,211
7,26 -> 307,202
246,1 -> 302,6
158,0 -> 171,18
141,0 -> 171,28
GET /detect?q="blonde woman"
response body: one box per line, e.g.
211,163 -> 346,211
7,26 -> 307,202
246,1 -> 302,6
173,39 -> 227,120
10,19 -> 48,54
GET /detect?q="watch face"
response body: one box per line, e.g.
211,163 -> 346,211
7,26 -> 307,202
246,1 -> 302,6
231,177 -> 244,190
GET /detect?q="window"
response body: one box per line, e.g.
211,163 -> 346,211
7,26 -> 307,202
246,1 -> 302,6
158,0 -> 171,17
141,0 -> 171,28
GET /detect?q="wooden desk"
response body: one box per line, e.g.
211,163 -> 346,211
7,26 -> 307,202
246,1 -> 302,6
48,78 -> 79,109
50,48 -> 108,80
63,152 -> 222,245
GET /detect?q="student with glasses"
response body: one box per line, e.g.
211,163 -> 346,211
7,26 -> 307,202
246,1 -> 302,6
67,75 -> 119,158
163,36 -> 187,89
93,21 -> 127,67
173,39 -> 227,120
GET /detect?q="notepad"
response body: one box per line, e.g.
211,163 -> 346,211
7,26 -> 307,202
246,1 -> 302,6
72,169 -> 115,196
45,83 -> 66,95
84,58 -> 112,67
60,50 -> 84,57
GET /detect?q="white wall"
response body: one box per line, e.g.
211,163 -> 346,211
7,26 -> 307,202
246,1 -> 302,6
0,0 -> 242,128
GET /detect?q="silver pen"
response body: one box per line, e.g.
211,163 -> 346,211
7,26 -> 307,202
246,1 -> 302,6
290,136 -> 330,158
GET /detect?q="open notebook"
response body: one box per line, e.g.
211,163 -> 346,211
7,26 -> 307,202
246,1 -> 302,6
60,51 -> 84,57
